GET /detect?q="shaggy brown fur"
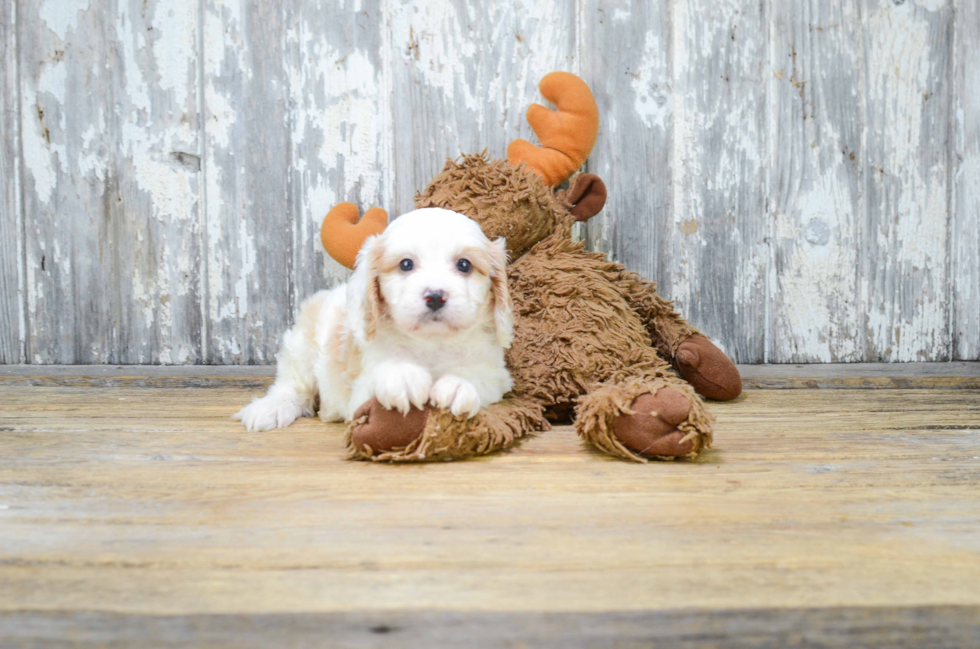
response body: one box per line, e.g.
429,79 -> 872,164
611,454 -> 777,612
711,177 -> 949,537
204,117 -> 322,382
345,396 -> 549,462
577,378 -> 712,463
411,154 -> 729,462
415,153 -> 567,259
347,152 -> 739,463
505,233 -> 700,413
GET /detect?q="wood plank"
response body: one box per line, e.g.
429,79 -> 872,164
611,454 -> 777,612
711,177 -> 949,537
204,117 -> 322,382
18,0 -> 204,364
1,0 -> 976,368
0,371 -> 276,389
579,0 -> 672,289
737,360 -> 980,389
387,0 -> 576,215
203,0 -> 291,363
2,607 -> 978,648
0,364 -> 277,379
108,0 -> 204,364
19,0 -> 112,362
3,385 -> 980,430
283,0 -> 390,309
0,0 -> 23,363
862,0 -> 953,361
2,363 -> 979,389
952,0 -> 980,360
0,387 -> 978,621
768,1 -> 864,362
669,0 -> 769,363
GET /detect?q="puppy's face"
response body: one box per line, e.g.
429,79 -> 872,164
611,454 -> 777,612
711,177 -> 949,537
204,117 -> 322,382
349,208 -> 512,346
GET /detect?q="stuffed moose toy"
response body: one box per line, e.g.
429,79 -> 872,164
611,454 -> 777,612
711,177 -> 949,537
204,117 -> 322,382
320,72 -> 742,463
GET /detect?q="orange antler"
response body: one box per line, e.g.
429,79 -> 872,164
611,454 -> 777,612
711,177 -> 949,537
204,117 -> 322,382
507,72 -> 599,187
320,203 -> 388,269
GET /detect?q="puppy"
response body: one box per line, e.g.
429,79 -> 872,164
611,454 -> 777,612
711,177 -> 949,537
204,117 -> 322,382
234,208 -> 513,432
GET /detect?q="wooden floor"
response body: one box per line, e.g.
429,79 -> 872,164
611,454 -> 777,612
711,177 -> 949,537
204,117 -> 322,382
1,365 -> 979,647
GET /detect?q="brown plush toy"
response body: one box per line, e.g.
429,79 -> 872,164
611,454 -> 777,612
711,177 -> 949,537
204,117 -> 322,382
321,72 -> 742,463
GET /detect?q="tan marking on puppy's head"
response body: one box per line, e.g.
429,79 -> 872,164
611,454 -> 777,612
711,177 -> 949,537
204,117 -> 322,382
346,234 -> 390,346
363,238 -> 386,342
458,239 -> 513,348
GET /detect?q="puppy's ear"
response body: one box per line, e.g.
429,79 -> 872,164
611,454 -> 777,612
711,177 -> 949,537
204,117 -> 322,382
346,234 -> 385,345
488,237 -> 513,348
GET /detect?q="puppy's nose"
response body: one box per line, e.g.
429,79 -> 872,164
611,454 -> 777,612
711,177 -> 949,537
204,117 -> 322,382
424,290 -> 447,311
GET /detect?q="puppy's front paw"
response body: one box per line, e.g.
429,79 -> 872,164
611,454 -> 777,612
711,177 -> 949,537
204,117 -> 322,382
233,396 -> 308,432
429,374 -> 481,418
375,363 -> 433,415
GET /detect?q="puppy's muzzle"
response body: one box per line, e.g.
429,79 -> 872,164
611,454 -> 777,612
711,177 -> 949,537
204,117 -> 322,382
424,290 -> 447,312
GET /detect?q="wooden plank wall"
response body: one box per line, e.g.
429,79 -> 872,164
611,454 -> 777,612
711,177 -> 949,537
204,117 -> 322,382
1,0 -> 22,363
2,0 -> 978,364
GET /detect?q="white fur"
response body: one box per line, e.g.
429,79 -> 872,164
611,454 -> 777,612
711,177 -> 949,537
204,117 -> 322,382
234,208 -> 513,432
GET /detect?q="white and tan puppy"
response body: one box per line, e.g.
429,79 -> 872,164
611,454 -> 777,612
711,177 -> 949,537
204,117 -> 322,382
234,208 -> 513,432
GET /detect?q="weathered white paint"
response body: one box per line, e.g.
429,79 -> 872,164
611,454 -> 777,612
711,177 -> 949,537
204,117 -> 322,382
0,0 -> 24,363
113,1 -> 203,365
19,0 -> 204,364
21,0 -> 110,363
768,0 -> 863,363
37,0 -> 90,41
284,0 -> 390,311
2,0 -> 978,364
863,0 -> 952,361
670,0 -> 769,363
204,0 -> 292,363
388,0 -> 576,214
952,0 -> 980,361
580,0 -> 672,292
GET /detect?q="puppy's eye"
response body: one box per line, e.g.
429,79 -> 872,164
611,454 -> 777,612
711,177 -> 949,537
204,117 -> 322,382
456,258 -> 472,274
399,259 -> 414,272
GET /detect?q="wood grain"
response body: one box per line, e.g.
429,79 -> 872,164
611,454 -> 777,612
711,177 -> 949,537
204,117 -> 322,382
388,0 -> 576,214
284,0 -> 387,310
769,1 -> 864,362
669,0 -> 769,363
579,0 -> 672,291
863,0 -> 953,361
19,0 -> 112,363
952,0 -> 980,361
2,607 -> 978,648
203,0 -> 292,363
18,0 -> 204,364
0,0 -> 22,363
2,362 -> 979,389
109,0 -> 205,365
1,1 -> 979,364
0,383 -> 978,646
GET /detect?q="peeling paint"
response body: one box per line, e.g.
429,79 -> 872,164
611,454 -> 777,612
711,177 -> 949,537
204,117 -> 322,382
38,0 -> 90,40
5,0 -> 978,365
21,93 -> 57,205
150,3 -> 196,108
631,31 -> 670,131
670,0 -> 767,362
864,1 -> 951,361
767,0 -> 864,363
774,175 -> 861,362
951,0 -> 979,362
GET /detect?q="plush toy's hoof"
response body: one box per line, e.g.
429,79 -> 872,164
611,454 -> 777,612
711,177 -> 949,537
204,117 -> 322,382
674,335 -> 742,401
611,388 -> 695,457
349,397 -> 429,454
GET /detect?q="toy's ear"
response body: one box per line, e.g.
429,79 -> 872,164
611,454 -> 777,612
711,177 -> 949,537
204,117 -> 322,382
567,173 -> 607,222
